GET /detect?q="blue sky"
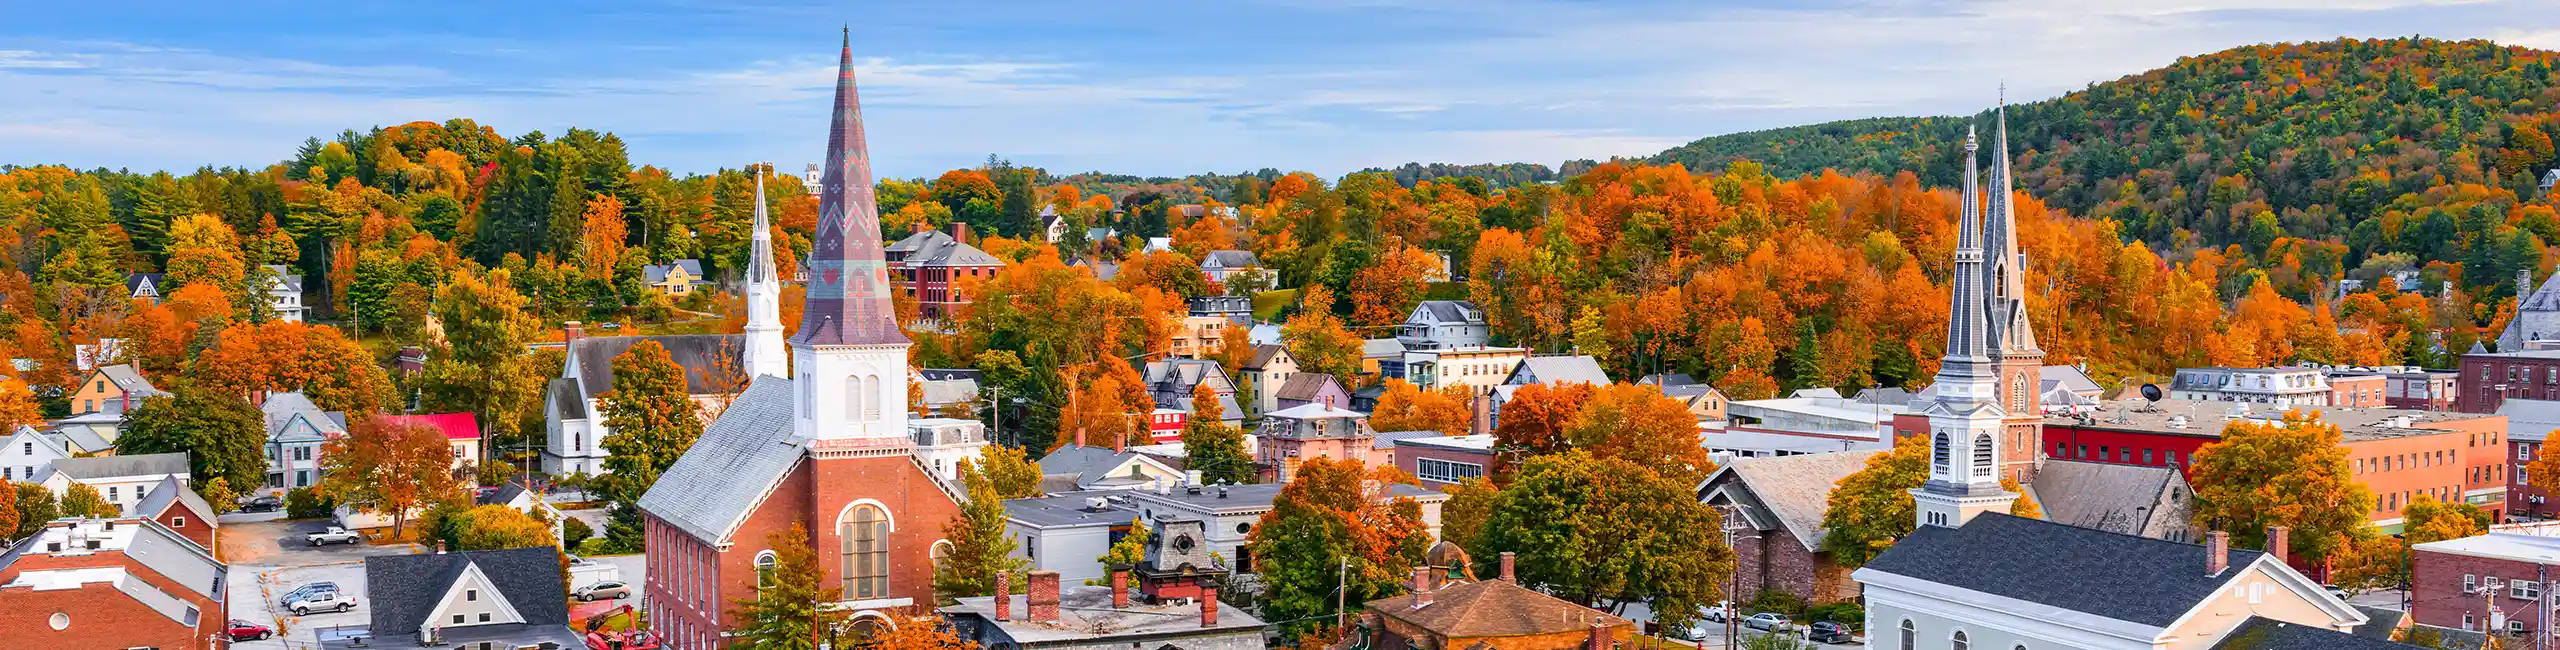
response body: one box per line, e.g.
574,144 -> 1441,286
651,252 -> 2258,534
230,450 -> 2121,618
2,0 -> 2554,180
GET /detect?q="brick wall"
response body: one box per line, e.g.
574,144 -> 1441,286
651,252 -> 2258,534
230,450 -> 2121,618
1396,446 -> 1495,488
2413,547 -> 2552,635
0,586 -> 207,649
153,507 -> 215,553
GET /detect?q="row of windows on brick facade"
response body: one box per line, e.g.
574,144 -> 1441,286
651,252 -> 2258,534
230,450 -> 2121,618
2050,442 -> 2183,467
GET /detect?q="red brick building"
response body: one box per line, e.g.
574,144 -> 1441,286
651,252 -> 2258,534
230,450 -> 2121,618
2410,532 -> 2560,638
885,223 -> 1003,320
634,36 -> 969,649
2039,401 -> 2507,525
0,518 -> 227,649
132,475 -> 220,552
1696,450 -> 1880,603
2458,350 -> 2560,413
2328,373 -> 2388,408
1392,434 -> 1495,488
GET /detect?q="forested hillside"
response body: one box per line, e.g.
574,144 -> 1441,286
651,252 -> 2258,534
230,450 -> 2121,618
1654,38 -> 2560,299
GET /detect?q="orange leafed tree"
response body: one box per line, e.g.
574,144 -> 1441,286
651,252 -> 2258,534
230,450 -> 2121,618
1349,245 -> 1442,328
579,194 -> 629,281
189,321 -> 398,415
318,416 -> 464,538
1565,382 -> 1716,485
1490,382 -> 1594,476
1368,378 -> 1471,435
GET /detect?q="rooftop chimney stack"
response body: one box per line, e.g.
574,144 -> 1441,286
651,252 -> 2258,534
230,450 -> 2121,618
564,320 -> 584,345
1111,570 -> 1130,609
947,221 -> 971,244
994,571 -> 1012,621
1500,552 -> 1516,583
1201,588 -> 1219,627
1414,566 -> 1434,608
2266,526 -> 2290,564
1028,570 -> 1062,623
2206,531 -> 2230,576
1587,622 -> 1610,650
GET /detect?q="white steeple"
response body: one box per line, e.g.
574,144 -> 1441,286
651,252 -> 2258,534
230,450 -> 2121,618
743,164 -> 789,381
1915,124 -> 2017,529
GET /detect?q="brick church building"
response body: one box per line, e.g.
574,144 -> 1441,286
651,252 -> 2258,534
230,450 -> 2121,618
637,32 -> 970,649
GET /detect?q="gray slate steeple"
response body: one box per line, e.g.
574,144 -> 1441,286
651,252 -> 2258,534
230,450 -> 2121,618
1941,126 -> 1993,380
1986,97 -> 2041,357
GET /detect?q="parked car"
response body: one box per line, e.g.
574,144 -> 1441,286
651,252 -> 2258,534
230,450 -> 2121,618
285,590 -> 357,616
2324,584 -> 2351,600
1807,621 -> 1853,644
306,526 -> 363,546
1702,602 -> 1732,623
280,581 -> 340,603
226,620 -> 273,641
574,580 -> 632,602
240,496 -> 282,512
1745,613 -> 1792,631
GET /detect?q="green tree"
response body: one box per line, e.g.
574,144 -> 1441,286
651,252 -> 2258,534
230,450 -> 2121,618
977,444 -> 1045,500
598,340 -> 705,550
14,483 -> 58,538
1475,451 -> 1732,627
1819,440 -> 1927,567
2188,412 -> 2374,564
730,521 -> 841,650
117,384 -> 267,495
318,417 -> 465,538
452,504 -> 556,551
1182,382 -> 1255,485
934,460 -> 1029,601
1281,285 -> 1362,379
1095,517 -> 1152,576
415,268 -> 540,454
62,483 -> 116,518
1436,477 -> 1498,559
1248,458 -> 1429,637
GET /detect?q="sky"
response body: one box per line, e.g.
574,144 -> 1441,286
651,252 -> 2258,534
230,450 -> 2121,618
3,0 -> 2556,181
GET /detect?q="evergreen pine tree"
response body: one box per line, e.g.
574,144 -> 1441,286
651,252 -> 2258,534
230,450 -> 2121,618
934,460 -> 1028,601
730,522 -> 839,650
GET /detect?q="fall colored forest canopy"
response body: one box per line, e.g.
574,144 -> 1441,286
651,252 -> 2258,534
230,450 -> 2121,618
0,38 -> 2554,449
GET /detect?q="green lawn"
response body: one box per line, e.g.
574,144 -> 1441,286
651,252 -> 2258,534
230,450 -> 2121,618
1253,289 -> 1298,321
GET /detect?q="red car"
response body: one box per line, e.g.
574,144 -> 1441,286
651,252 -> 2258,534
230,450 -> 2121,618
227,619 -> 273,641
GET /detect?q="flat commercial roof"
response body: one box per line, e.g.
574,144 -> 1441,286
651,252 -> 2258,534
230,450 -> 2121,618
2046,399 -> 2496,442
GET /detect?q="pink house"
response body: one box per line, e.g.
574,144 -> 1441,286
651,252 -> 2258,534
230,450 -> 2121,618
382,412 -> 482,471
1254,403 -> 1378,482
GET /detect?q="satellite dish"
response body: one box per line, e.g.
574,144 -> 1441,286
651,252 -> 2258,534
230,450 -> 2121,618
2140,384 -> 2164,402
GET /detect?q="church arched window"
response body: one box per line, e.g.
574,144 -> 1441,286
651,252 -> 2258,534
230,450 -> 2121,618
1972,434 -> 1995,479
864,375 -> 882,420
755,551 -> 778,590
1952,630 -> 1969,650
1932,433 -> 1950,474
1899,620 -> 1915,650
841,504 -> 890,598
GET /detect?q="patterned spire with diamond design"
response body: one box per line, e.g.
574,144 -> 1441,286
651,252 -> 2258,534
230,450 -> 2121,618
793,30 -> 907,347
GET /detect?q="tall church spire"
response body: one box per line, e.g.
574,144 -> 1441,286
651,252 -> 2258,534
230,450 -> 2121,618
1914,124 -> 2015,530
742,164 -> 787,380
793,28 -> 906,348
1987,95 -> 2041,356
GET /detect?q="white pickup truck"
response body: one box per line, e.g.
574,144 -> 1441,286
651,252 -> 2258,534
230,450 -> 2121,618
305,526 -> 363,546
284,588 -> 357,616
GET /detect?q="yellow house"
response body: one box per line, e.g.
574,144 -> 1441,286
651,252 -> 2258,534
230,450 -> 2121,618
68,364 -> 165,415
642,259 -> 708,296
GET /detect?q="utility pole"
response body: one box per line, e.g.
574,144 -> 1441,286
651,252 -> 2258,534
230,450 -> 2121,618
1337,557 -> 1351,632
2542,563 -> 2551,650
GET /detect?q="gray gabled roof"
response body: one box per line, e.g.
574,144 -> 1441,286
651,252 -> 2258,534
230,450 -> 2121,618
1200,250 -> 1259,269
2499,398 -> 2560,443
889,230 -> 1005,268
134,475 -> 218,527
547,377 -> 587,420
263,265 -> 305,293
2040,364 -> 2103,394
1861,513 -> 2267,627
635,378 -> 806,544
50,452 -> 188,480
1242,344 -> 1291,371
1039,444 -> 1132,478
365,547 -> 568,638
125,273 -> 166,298
1510,355 -> 1608,387
2030,459 -> 2187,538
262,391 -> 346,441
569,334 -> 746,397
1701,451 -> 1881,551
96,364 -> 164,397
1409,300 -> 1485,326
641,259 -> 705,284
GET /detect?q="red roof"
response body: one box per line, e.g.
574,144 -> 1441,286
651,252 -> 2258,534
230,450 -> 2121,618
383,413 -> 481,440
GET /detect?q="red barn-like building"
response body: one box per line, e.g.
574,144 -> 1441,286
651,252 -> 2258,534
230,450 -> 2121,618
635,33 -> 969,648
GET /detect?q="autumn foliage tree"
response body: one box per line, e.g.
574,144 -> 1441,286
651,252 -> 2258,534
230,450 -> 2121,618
1474,451 -> 1733,627
1368,379 -> 1472,436
1250,458 -> 1430,637
318,417 -> 464,538
187,321 -> 398,415
1181,382 -> 1255,485
731,521 -> 840,650
1820,441 -> 1926,567
1490,382 -> 1595,474
1282,285 -> 1363,380
935,460 -> 1028,601
2187,412 -> 2374,564
1564,382 -> 1715,485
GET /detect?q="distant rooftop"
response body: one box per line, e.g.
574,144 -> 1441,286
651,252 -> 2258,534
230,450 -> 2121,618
945,585 -> 1265,643
2412,532 -> 2560,564
1394,434 -> 1494,452
2050,399 -> 2495,442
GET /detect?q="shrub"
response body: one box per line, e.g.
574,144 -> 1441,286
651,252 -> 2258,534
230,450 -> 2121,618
285,487 -> 335,519
1805,602 -> 1864,630
1744,589 -> 1807,617
563,516 -> 594,550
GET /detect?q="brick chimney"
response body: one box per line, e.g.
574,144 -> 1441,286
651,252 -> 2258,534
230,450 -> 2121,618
947,221 -> 971,244
564,320 -> 584,345
1500,552 -> 1516,582
1413,566 -> 1434,607
2266,526 -> 2290,564
994,571 -> 1011,621
1587,622 -> 1610,650
1111,570 -> 1130,608
1028,571 -> 1061,623
1471,394 -> 1493,436
1201,588 -> 1219,627
1075,427 -> 1087,449
2206,531 -> 2230,576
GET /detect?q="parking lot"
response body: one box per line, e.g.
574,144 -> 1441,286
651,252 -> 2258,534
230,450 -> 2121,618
216,509 -> 645,649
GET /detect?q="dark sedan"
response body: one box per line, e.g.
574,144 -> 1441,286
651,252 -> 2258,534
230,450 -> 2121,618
238,496 -> 283,512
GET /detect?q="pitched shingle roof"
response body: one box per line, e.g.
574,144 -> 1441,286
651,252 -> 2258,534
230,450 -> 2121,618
547,377 -> 587,420
1511,355 -> 1608,386
133,475 -> 218,527
365,546 -> 568,638
569,334 -> 746,396
1276,373 -> 1344,402
97,364 -> 164,397
2031,459 -> 2189,538
1243,344 -> 1290,371
1200,250 -> 1259,268
889,230 -> 1004,267
1860,513 -> 2266,627
1410,300 -> 1484,325
261,391 -> 346,440
641,259 -> 705,284
1701,451 -> 1880,551
2213,617 -> 2421,650
1366,578 -> 1628,638
50,452 -> 189,480
635,378 -> 805,543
